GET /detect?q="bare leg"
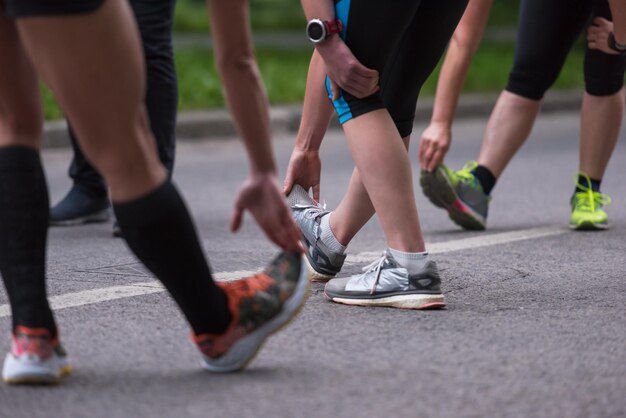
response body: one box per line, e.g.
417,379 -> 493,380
330,136 -> 410,246
579,89 -> 624,179
0,16 -> 42,149
341,110 -> 425,252
16,0 -> 166,202
477,90 -> 542,178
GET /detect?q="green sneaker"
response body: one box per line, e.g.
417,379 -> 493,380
420,162 -> 489,230
570,173 -> 611,230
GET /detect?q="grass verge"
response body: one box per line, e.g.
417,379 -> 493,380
42,40 -> 586,120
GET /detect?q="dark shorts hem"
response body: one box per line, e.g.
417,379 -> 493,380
5,0 -> 104,18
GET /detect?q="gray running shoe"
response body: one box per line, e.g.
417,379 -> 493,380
324,251 -> 445,309
420,162 -> 489,230
287,185 -> 346,281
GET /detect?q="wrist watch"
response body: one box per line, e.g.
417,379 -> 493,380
608,32 -> 626,54
306,19 -> 343,44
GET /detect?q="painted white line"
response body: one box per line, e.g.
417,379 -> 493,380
346,225 -> 566,263
0,226 -> 566,318
0,270 -> 257,319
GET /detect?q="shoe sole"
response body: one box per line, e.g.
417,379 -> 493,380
420,169 -> 486,231
325,292 -> 445,310
50,208 -> 110,226
201,257 -> 311,373
569,221 -> 608,231
303,253 -> 336,282
3,364 -> 72,385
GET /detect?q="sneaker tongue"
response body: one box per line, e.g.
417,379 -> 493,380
287,185 -> 315,207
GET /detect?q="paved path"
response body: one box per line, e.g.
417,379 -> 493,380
1,112 -> 625,418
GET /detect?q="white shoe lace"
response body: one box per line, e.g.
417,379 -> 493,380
293,201 -> 327,220
361,253 -> 389,294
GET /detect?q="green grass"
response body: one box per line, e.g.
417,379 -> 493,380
174,0 -> 305,33
175,47 -> 311,109
174,0 -> 521,33
41,41 -> 587,120
421,41 -> 586,96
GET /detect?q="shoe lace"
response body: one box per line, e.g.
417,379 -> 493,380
361,253 -> 390,295
456,161 -> 482,190
573,174 -> 612,212
294,200 -> 327,220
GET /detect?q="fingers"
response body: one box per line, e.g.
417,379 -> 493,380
264,211 -> 304,253
420,141 -> 436,172
230,207 -> 243,232
312,183 -> 321,203
282,172 -> 294,195
592,17 -> 611,27
429,148 -> 446,172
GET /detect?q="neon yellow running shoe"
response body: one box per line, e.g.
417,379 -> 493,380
570,173 -> 611,230
420,161 -> 489,230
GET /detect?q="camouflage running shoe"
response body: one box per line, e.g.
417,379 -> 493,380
194,252 -> 309,373
420,162 -> 489,230
287,185 -> 346,281
324,251 -> 445,310
570,173 -> 611,230
2,327 -> 72,385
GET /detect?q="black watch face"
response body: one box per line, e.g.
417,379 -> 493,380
307,22 -> 324,41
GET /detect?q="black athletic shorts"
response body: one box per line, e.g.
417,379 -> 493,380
507,0 -> 626,99
328,0 -> 468,137
4,0 -> 104,18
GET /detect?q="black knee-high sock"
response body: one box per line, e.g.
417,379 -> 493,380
0,146 -> 57,338
113,181 -> 231,335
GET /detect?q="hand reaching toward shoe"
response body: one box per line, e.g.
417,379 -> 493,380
231,173 -> 304,253
283,148 -> 322,203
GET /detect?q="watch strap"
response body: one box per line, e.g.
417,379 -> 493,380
608,32 -> 626,54
323,19 -> 343,37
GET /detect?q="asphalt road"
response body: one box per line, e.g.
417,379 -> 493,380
1,112 -> 625,418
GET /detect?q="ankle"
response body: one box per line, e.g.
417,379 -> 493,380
388,248 -> 429,275
471,165 -> 496,195
320,213 -> 347,253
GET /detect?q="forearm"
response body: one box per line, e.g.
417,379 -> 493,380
208,0 -> 276,174
430,43 -> 474,126
609,0 -> 626,42
295,50 -> 334,152
430,0 -> 493,126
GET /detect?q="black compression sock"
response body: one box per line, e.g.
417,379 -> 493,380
471,165 -> 497,195
0,146 -> 57,338
575,174 -> 601,193
113,181 -> 231,335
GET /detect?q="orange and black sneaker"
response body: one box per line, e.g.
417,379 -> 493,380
194,252 -> 309,373
2,326 -> 72,385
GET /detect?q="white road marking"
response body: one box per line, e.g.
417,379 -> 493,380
346,225 -> 566,263
0,226 -> 567,318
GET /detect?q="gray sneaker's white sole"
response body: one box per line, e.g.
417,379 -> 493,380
304,254 -> 336,282
327,293 -> 445,310
201,258 -> 311,373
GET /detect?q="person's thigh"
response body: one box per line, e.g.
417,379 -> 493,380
506,0 -> 592,100
380,0 -> 468,137
328,0 -> 424,124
